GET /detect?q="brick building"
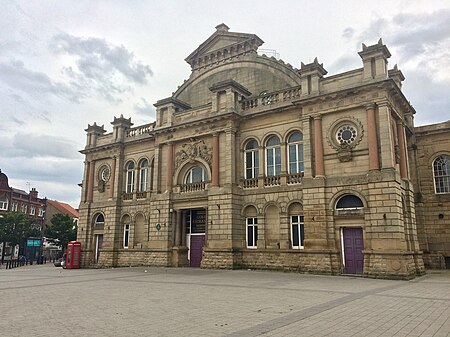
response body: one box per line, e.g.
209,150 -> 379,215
77,24 -> 447,279
45,199 -> 79,228
0,169 -> 47,258
0,169 -> 46,228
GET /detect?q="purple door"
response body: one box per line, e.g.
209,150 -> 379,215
190,235 -> 205,267
343,228 -> 364,274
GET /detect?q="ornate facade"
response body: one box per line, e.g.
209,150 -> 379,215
77,24 -> 444,279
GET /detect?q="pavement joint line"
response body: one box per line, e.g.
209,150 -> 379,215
107,276 -> 357,295
225,279 -> 416,337
373,293 -> 450,302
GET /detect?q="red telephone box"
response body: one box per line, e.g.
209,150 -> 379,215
66,241 -> 81,269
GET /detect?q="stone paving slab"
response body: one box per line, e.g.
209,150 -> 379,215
0,265 -> 449,337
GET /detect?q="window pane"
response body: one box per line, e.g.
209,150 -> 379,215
292,224 -> 299,247
275,147 -> 281,175
267,136 -> 280,146
289,131 -> 303,142
300,223 -> 304,247
247,226 -> 253,246
192,166 -> 203,182
336,195 -> 363,209
298,145 -> 304,172
246,139 -> 258,150
254,226 -> 258,246
124,225 -> 130,247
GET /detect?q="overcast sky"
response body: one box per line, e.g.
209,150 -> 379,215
1,0 -> 449,208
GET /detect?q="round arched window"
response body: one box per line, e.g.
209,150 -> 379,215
94,213 -> 105,227
185,166 -> 207,184
336,195 -> 364,210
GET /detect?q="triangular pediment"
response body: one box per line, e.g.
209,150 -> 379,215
185,24 -> 264,70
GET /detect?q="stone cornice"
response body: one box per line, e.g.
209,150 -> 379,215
292,79 -> 415,116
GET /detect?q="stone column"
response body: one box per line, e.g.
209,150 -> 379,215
378,104 -> 396,169
366,104 -> 380,170
313,115 -> 325,177
154,145 -> 161,192
175,210 -> 182,246
181,210 -> 187,246
83,161 -> 89,202
110,157 -> 116,199
281,141 -> 288,185
87,161 -> 95,202
396,121 -> 408,179
212,133 -> 220,186
258,145 -> 265,186
166,143 -> 173,192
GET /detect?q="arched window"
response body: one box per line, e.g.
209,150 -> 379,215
288,131 -> 304,174
289,203 -> 304,249
94,213 -> 105,227
123,224 -> 130,248
244,206 -> 258,248
0,196 -> 8,211
139,159 -> 148,192
244,139 -> 259,179
125,161 -> 135,193
433,155 -> 450,194
185,166 -> 207,184
336,195 -> 364,210
266,135 -> 281,176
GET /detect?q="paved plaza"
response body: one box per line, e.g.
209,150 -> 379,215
0,265 -> 449,337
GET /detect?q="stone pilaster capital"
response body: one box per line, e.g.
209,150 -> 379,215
364,103 -> 376,111
312,113 -> 322,120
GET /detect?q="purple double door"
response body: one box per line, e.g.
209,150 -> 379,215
189,235 -> 205,267
343,227 -> 364,274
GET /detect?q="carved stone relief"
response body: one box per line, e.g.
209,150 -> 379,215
174,139 -> 212,169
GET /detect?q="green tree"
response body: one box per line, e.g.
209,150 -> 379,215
0,212 -> 40,245
45,213 -> 77,251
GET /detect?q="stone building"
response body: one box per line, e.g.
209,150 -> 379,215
411,121 -> 450,269
77,24 -> 434,279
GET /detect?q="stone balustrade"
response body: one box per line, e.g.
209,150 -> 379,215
136,191 -> 147,199
126,123 -> 155,138
242,178 -> 258,188
123,192 -> 133,201
240,86 -> 301,111
287,172 -> 304,184
180,182 -> 206,193
264,175 -> 281,186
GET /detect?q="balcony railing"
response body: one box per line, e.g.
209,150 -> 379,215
287,172 -> 304,184
242,178 -> 258,189
180,182 -> 206,193
123,192 -> 133,200
264,175 -> 281,186
136,191 -> 147,199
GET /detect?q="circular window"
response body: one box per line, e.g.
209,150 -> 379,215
99,166 -> 111,182
336,125 -> 357,145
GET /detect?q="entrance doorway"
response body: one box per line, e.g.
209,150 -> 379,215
95,234 -> 103,263
185,209 -> 206,267
342,227 -> 364,274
